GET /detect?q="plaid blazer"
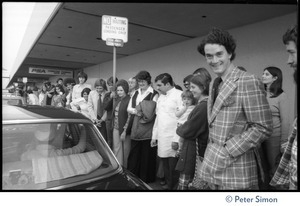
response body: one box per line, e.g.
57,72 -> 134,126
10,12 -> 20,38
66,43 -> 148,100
270,118 -> 297,190
199,67 -> 273,189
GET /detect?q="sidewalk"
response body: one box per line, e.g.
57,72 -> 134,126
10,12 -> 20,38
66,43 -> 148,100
147,178 -> 166,190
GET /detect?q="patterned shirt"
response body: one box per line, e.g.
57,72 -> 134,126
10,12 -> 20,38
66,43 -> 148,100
113,101 -> 120,130
270,118 -> 297,190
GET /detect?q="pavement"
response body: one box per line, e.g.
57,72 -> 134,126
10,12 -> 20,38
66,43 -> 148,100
147,178 -> 167,190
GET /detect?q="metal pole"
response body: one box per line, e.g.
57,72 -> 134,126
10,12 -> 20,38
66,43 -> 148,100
113,45 -> 125,166
24,83 -> 27,104
113,45 -> 116,107
113,46 -> 116,87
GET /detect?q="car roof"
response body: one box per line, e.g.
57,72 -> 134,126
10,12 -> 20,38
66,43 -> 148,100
3,105 -> 91,122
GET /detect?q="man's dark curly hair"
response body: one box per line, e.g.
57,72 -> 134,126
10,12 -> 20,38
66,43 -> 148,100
282,25 -> 297,45
197,27 -> 237,61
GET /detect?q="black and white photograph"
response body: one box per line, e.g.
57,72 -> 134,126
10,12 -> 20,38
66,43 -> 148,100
2,1 -> 298,205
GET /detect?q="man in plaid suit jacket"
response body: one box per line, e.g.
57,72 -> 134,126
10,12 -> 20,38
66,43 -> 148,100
270,25 -> 297,190
197,28 -> 273,190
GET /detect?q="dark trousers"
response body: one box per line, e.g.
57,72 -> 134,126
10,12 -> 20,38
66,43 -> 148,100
161,157 -> 179,190
97,121 -> 107,143
257,144 -> 273,190
105,119 -> 113,149
127,139 -> 157,183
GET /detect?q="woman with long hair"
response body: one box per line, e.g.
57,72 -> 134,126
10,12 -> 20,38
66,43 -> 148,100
38,84 -> 47,106
175,71 -> 211,190
261,66 -> 291,189
112,80 -> 131,168
51,84 -> 66,107
64,77 -> 76,109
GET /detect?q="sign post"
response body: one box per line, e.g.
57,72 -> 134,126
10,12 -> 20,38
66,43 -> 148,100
22,77 -> 28,104
101,15 -> 128,91
102,15 -> 128,158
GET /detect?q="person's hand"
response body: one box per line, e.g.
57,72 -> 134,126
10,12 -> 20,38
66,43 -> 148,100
171,142 -> 179,150
76,105 -> 81,110
280,144 -> 286,154
120,131 -> 126,141
94,119 -> 102,127
110,91 -> 116,99
175,149 -> 181,157
131,108 -> 138,115
150,139 -> 157,147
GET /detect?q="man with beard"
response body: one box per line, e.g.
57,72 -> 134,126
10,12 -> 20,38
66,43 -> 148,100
270,25 -> 297,190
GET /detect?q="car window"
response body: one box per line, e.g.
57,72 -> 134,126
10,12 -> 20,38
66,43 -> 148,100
2,123 -> 118,190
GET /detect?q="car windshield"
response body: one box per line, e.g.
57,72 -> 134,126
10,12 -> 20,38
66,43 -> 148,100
2,123 -> 119,190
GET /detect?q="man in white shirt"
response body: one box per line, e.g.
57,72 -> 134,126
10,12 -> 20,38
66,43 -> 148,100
151,73 -> 183,190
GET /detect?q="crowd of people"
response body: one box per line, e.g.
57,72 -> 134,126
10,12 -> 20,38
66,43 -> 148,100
16,25 -> 297,190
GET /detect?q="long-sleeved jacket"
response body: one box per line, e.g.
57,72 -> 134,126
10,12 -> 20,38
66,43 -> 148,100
199,67 -> 273,189
131,100 -> 157,140
270,118 -> 297,190
152,87 -> 183,158
175,98 -> 209,174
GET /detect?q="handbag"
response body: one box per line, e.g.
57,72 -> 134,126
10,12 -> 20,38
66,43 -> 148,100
188,139 -> 210,190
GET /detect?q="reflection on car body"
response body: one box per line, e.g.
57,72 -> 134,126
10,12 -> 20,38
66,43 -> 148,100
2,105 -> 152,190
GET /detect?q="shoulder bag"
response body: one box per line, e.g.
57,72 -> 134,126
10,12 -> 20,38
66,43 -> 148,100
188,139 -> 210,190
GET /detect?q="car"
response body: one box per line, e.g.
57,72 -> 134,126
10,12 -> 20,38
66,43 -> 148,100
2,93 -> 26,106
2,105 -> 152,190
